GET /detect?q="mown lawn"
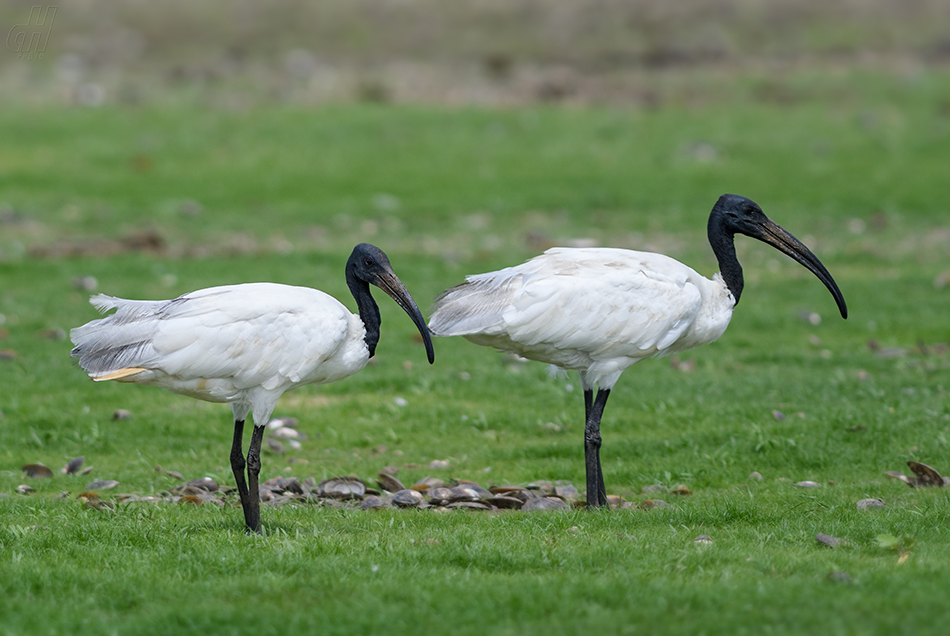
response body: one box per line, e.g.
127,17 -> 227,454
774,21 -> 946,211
1,70 -> 950,635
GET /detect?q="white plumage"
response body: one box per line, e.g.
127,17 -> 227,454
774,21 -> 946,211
71,243 -> 434,533
429,195 -> 847,508
431,248 -> 734,390
73,284 -> 370,424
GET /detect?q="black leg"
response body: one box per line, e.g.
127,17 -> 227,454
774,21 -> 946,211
244,424 -> 265,534
584,388 -> 610,508
229,419 -> 255,531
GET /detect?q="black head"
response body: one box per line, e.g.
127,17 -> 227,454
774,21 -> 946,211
711,194 -> 770,237
346,243 -> 436,363
708,195 -> 848,319
346,243 -> 395,284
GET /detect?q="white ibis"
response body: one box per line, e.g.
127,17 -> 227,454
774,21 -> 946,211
429,195 -> 847,508
71,243 -> 435,533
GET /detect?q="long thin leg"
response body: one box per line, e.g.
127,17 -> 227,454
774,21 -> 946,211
584,388 -> 610,508
229,419 -> 256,531
243,424 -> 266,534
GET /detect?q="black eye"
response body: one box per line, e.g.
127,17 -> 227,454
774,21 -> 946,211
363,257 -> 374,267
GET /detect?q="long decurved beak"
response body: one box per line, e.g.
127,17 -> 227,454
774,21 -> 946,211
373,271 -> 436,364
753,218 -> 848,319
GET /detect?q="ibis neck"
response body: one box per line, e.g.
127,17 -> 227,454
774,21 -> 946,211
707,215 -> 744,304
347,273 -> 381,357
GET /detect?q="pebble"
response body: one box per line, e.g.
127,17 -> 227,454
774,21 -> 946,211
85,479 -> 120,491
21,463 -> 53,478
816,532 -> 846,548
62,456 -> 85,475
856,498 -> 885,510
521,497 -> 569,511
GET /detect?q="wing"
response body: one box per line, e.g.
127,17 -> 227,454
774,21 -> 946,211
430,248 -> 705,365
71,283 -> 356,391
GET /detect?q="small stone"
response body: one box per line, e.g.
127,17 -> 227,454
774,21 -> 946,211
16,484 -> 35,495
906,461 -> 945,487
554,484 -> 581,500
360,495 -> 386,510
671,485 -> 692,495
521,497 -> 569,511
606,495 -> 624,509
639,499 -> 668,510
185,477 -> 219,492
856,498 -> 885,510
794,481 -> 822,488
271,427 -> 301,440
21,463 -> 53,478
772,410 -> 785,421
749,471 -> 764,481
62,456 -> 84,475
446,501 -> 492,511
427,487 -> 455,506
112,409 -> 132,420
827,571 -> 854,585
266,417 -> 299,429
73,276 -> 98,291
411,477 -> 444,492
693,534 -> 713,544
816,533 -> 846,548
428,459 -> 450,470
642,484 -> 666,493
85,479 -> 119,491
376,472 -> 405,493
318,477 -> 366,500
454,481 -> 492,498
484,495 -> 523,509
447,487 -> 480,503
392,489 -> 425,508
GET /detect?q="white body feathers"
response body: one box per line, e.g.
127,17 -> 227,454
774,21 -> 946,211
70,283 -> 371,426
428,248 -> 736,390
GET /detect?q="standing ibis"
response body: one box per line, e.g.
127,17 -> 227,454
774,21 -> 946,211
429,195 -> 847,508
71,243 -> 435,533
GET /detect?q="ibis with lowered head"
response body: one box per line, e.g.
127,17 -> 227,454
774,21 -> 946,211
429,195 -> 847,508
71,243 -> 435,533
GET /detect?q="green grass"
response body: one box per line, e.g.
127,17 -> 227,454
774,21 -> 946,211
2,70 -> 950,635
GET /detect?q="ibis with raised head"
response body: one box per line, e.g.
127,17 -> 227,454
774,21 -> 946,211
71,243 -> 435,533
429,195 -> 847,508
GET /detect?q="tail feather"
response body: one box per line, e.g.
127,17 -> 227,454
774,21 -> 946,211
70,294 -> 177,377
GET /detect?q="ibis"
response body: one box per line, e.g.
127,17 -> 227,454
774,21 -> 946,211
429,195 -> 847,507
71,243 -> 435,533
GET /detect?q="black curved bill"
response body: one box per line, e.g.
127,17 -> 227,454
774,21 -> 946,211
373,271 -> 436,364
753,218 -> 848,319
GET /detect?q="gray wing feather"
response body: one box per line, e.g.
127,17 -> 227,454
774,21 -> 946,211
70,294 -> 189,375
429,273 -> 519,337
